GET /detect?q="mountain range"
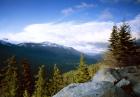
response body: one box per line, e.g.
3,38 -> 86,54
1,39 -> 139,73
0,40 -> 98,73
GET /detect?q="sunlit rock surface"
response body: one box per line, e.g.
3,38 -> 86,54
53,66 -> 140,97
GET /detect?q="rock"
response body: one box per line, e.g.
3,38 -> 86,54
53,67 -> 140,97
100,86 -> 131,97
53,81 -> 131,97
116,78 -> 130,87
92,68 -> 121,83
133,83 -> 140,96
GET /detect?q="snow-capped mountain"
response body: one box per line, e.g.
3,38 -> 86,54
17,42 -> 73,49
18,42 -> 59,47
0,40 -> 13,46
0,40 -> 97,72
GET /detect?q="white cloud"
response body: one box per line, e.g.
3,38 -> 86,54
61,2 -> 95,16
99,9 -> 113,21
127,14 -> 140,39
0,14 -> 140,54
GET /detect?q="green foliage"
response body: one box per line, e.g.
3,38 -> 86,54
63,55 -> 100,85
75,54 -> 91,83
117,23 -> 136,66
108,23 -> 138,67
1,56 -> 19,97
4,66 -> 18,97
0,56 -> 101,97
0,55 -> 100,97
48,65 -> 63,96
63,63 -> 100,85
33,65 -> 47,97
63,70 -> 77,85
88,63 -> 100,77
108,25 -> 119,66
109,25 -> 119,52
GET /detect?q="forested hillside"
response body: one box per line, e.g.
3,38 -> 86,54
0,41 -> 97,72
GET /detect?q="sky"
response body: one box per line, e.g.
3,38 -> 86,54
0,0 -> 140,54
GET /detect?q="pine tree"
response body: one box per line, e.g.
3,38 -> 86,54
109,23 -> 137,67
2,56 -> 19,97
33,65 -> 47,97
109,25 -> 119,54
22,59 -> 34,97
117,23 -> 137,66
3,65 -> 18,97
48,64 -> 63,96
76,54 -> 91,83
108,25 -> 119,66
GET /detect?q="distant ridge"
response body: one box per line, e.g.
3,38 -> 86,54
0,40 -> 97,72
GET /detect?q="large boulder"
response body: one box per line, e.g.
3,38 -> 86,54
53,67 -> 140,97
53,81 -> 131,97
133,83 -> 140,96
92,68 -> 121,83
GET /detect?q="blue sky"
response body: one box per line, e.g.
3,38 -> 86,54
0,0 -> 140,53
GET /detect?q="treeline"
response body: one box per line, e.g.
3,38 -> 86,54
0,54 -> 99,97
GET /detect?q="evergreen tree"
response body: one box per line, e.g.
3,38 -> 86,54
109,23 -> 137,67
108,25 -> 119,66
8,56 -> 23,97
22,59 -> 34,97
117,23 -> 137,66
4,66 -> 18,97
76,54 -> 91,83
48,64 -> 63,96
109,25 -> 119,54
2,56 -> 19,97
33,65 -> 47,97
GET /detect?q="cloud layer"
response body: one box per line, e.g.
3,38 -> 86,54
0,14 -> 140,54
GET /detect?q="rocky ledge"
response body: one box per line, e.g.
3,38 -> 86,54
53,66 -> 140,97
